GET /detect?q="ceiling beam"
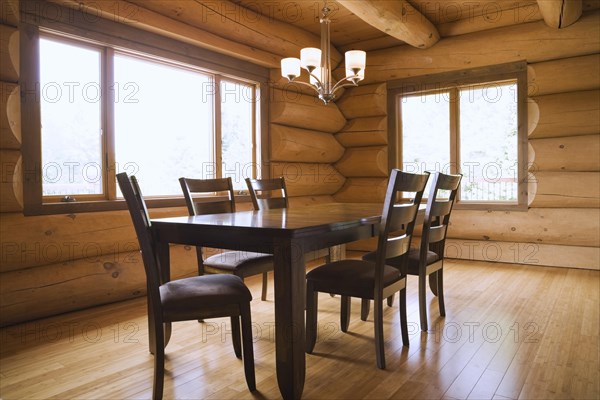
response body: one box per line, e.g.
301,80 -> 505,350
537,0 -> 583,28
336,0 -> 439,49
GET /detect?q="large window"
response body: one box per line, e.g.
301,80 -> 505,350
390,63 -> 527,210
31,30 -> 262,212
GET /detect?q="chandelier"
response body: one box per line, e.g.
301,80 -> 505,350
280,1 -> 366,104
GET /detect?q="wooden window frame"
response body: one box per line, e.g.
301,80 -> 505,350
20,4 -> 269,215
387,61 -> 528,211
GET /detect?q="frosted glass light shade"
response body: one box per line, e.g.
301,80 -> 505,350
345,50 -> 366,72
300,47 -> 321,70
281,57 -> 300,79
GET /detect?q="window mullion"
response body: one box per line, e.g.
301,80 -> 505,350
105,47 -> 116,200
214,76 -> 223,179
449,88 -> 459,177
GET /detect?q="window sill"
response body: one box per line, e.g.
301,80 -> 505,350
25,195 -> 254,216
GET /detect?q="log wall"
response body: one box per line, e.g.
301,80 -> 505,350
268,87 -> 347,201
340,12 -> 600,271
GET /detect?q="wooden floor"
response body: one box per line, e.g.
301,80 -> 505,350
1,259 -> 598,399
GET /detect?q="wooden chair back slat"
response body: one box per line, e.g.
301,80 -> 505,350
180,177 -> 235,216
428,224 -> 447,244
430,200 -> 452,219
245,177 -> 289,210
193,200 -> 234,215
383,234 -> 411,260
386,203 -> 420,232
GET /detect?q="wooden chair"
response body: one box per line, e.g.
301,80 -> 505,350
245,177 -> 289,210
363,172 -> 462,332
117,173 -> 255,399
305,169 -> 429,369
180,177 -> 274,301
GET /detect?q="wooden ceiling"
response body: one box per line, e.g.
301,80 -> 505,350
49,0 -> 599,68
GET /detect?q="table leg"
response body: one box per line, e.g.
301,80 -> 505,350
273,239 -> 306,399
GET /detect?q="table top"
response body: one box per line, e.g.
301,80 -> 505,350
151,203 -> 384,238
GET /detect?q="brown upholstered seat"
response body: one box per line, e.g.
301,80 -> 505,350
305,169 -> 429,369
180,177 -> 274,301
362,172 -> 462,332
118,173 -> 256,399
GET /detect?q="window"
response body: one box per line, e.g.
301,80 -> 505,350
22,7 -> 268,215
39,35 -> 259,202
390,62 -> 527,210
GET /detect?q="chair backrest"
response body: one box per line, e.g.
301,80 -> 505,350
116,172 -> 162,312
374,169 -> 430,281
179,177 -> 236,216
420,172 -> 462,260
245,177 -> 289,210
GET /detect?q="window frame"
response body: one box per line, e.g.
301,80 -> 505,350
387,61 -> 528,211
20,4 -> 269,215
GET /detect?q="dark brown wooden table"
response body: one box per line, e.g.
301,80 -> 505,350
151,203 -> 387,399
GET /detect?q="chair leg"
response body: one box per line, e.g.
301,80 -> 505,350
429,271 -> 439,296
399,286 -> 409,347
306,282 -> 318,354
374,298 -> 385,369
240,302 -> 256,392
419,274 -> 428,332
360,299 -> 370,321
261,272 -> 268,301
340,295 -> 351,332
438,268 -> 446,317
231,316 -> 242,359
152,324 -> 165,400
387,294 -> 395,307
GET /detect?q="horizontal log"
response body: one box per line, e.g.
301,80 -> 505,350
335,146 -> 388,177
333,177 -> 388,203
437,4 -> 543,37
270,89 -> 347,133
448,208 -> 599,247
444,239 -> 599,270
0,25 -> 19,83
537,0 -> 582,28
0,207 -> 190,272
0,244 -> 198,327
0,149 -> 22,212
132,0 -> 341,65
336,83 -> 387,119
528,54 -> 600,96
528,90 -> 600,138
528,171 -> 600,208
270,162 -> 345,196
346,237 -> 600,270
356,10 -> 600,83
0,0 -> 19,27
49,0 -> 337,69
270,124 -> 344,163
288,195 -> 335,208
335,116 -> 388,147
0,82 -> 21,149
529,135 -> 600,171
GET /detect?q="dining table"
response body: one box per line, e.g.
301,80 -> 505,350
150,202 -> 415,399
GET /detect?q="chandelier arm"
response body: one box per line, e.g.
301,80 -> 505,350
284,79 -> 322,95
330,76 -> 360,93
307,71 -> 325,90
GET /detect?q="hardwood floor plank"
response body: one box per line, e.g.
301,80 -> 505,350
0,260 -> 597,400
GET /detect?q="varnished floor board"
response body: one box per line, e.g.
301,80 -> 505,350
0,259 -> 598,399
